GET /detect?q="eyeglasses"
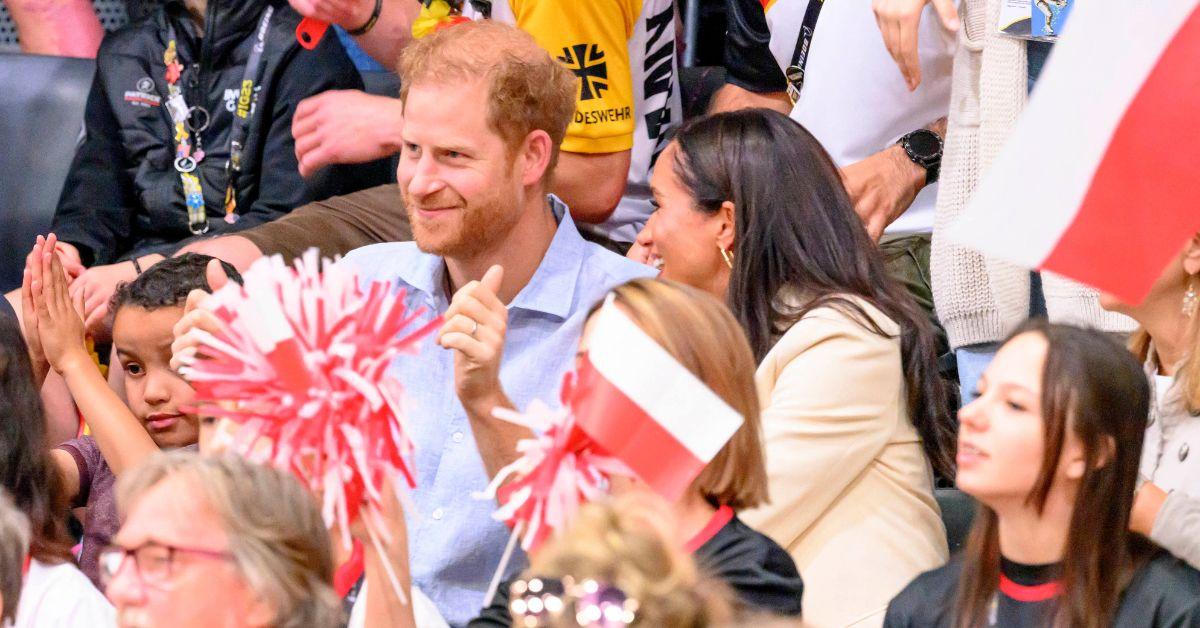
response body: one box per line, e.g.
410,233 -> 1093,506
509,576 -> 638,627
98,541 -> 234,590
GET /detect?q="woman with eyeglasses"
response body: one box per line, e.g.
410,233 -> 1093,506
100,451 -> 340,628
885,322 -> 1200,627
0,314 -> 114,627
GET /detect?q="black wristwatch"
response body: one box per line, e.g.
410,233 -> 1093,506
897,128 -> 943,186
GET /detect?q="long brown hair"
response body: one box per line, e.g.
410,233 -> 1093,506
590,278 -> 769,510
954,320 -> 1155,627
670,109 -> 955,480
0,315 -> 73,563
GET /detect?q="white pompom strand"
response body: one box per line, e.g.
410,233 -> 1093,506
182,248 -> 439,532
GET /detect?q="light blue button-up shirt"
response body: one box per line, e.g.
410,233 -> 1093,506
339,197 -> 655,626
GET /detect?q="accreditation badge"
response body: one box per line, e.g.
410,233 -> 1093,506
998,0 -> 1075,41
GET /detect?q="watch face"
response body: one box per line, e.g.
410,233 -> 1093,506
907,130 -> 942,161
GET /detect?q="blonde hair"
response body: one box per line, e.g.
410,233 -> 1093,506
524,494 -> 734,627
0,489 -> 30,625
117,452 -> 341,628
397,21 -> 577,176
594,279 -> 769,510
1130,314 -> 1200,414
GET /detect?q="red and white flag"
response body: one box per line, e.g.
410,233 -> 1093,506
950,2 -> 1200,305
567,300 -> 744,502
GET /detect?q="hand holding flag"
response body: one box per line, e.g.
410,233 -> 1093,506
476,396 -> 633,548
475,297 -> 748,604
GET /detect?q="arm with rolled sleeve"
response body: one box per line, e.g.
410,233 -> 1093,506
50,65 -> 139,266
741,311 -> 900,544
1151,491 -> 1200,570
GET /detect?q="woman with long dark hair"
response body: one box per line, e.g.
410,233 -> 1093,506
631,108 -> 955,625
885,321 -> 1200,627
0,314 -> 113,625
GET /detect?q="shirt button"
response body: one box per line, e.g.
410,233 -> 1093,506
1180,443 -> 1190,462
452,431 -> 464,443
431,508 -> 444,521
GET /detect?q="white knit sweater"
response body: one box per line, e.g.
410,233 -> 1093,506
930,0 -> 1135,350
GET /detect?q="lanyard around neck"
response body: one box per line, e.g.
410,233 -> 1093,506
785,0 -> 825,104
164,6 -> 274,234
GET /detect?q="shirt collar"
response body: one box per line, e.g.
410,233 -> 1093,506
508,195 -> 586,320
392,195 -> 587,320
394,249 -> 446,305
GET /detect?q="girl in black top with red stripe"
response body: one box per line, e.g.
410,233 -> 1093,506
885,321 -> 1200,627
470,279 -> 804,625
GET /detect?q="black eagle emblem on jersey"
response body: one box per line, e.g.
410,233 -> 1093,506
558,43 -> 609,101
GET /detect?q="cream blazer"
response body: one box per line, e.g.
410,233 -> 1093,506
741,296 -> 948,628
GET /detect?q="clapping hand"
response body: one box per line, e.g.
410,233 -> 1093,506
439,265 -> 508,413
27,234 -> 91,375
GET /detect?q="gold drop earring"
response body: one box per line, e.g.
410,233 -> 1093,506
718,245 -> 734,269
1184,275 -> 1198,317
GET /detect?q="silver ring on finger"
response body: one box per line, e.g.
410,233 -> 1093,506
470,319 -> 479,338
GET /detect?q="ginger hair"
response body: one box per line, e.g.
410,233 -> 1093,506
397,21 -> 577,176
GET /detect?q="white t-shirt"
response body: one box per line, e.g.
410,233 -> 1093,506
765,0 -> 955,234
347,581 -> 448,628
16,560 -> 114,628
466,0 -> 682,243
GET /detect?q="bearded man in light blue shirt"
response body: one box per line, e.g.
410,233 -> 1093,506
338,21 -> 655,625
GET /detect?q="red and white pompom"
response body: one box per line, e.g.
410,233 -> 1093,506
180,249 -> 440,542
476,382 -> 634,553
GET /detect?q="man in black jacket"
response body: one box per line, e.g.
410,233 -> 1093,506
46,0 -> 392,329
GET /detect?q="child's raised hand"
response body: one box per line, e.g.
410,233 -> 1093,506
20,237 -> 51,383
34,236 -> 91,375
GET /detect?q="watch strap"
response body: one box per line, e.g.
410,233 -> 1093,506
898,129 -> 942,185
925,160 -> 940,185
